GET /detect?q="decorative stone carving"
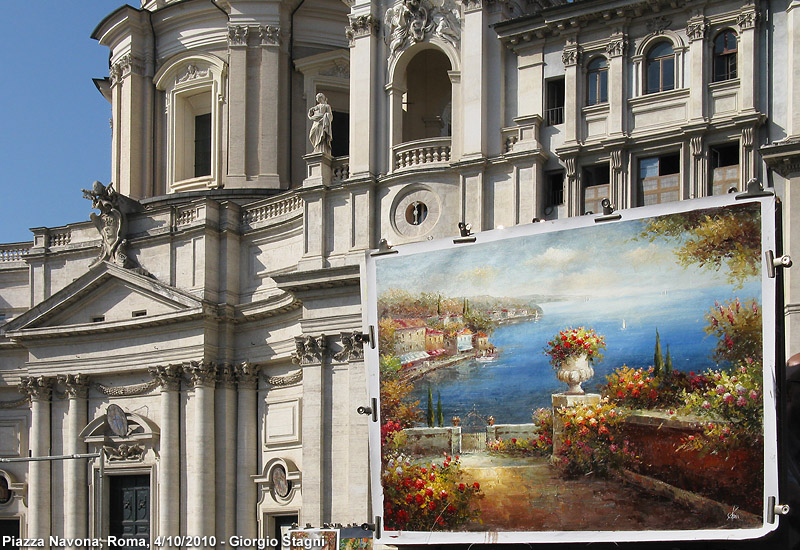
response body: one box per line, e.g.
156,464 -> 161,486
564,157 -> 577,181
266,370 -> 303,387
176,64 -> 209,85
228,25 -> 250,46
292,334 -> 327,364
605,36 -> 626,57
217,364 -> 237,389
235,362 -> 261,390
184,361 -> 218,388
561,46 -> 579,67
19,376 -> 54,401
686,18 -> 709,42
109,53 -> 144,86
104,443 -> 145,461
259,25 -> 281,46
81,180 -> 141,269
610,150 -> 624,173
149,365 -> 182,392
737,8 -> 759,31
320,61 -> 350,79
646,16 -> 672,35
690,135 -> 704,158
308,93 -> 334,155
0,396 -> 29,409
384,0 -> 461,56
93,379 -> 159,397
333,332 -> 365,362
346,14 -> 380,46
60,374 -> 90,399
742,127 -> 755,149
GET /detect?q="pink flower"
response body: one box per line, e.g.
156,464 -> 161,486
736,396 -> 747,407
723,392 -> 734,403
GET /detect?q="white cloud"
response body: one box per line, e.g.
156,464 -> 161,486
526,247 -> 582,270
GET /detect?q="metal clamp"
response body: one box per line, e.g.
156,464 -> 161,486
736,178 -> 775,200
356,397 -> 378,422
768,496 -> 791,523
370,238 -> 398,256
354,327 -> 375,349
766,250 -> 793,278
454,222 -> 476,244
360,517 -> 382,538
594,198 -> 622,223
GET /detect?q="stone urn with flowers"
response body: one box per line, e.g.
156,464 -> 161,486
544,327 -> 606,394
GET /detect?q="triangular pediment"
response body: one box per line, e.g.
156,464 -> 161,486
4,263 -> 208,338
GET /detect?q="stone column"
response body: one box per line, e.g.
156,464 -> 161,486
184,362 -> 217,546
737,5 -> 759,113
610,149 -> 629,209
296,336 -> 326,526
459,0 -> 488,160
346,12 -> 380,177
562,40 -> 580,145
216,366 -> 237,547
21,376 -> 54,550
258,24 -> 285,188
62,375 -> 90,549
227,25 -> 250,185
741,126 -> 756,187
686,17 -> 709,122
606,34 -> 626,136
787,1 -> 800,137
690,135 -> 707,198
235,362 -> 261,538
149,366 -> 182,547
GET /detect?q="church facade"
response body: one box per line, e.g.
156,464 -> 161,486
0,0 -> 799,547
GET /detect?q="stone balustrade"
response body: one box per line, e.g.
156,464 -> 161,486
0,243 -> 32,262
392,137 -> 452,172
48,230 -> 72,247
332,156 -> 350,183
242,195 -> 303,226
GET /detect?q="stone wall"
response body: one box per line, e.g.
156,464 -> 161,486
402,427 -> 461,455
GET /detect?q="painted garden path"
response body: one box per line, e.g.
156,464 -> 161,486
457,454 -> 750,532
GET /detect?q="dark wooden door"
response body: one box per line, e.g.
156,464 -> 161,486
0,519 -> 20,550
110,475 -> 150,543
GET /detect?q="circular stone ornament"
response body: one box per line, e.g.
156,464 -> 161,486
392,187 -> 441,238
106,404 -> 129,438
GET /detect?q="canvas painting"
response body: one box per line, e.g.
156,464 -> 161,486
366,196 -> 778,544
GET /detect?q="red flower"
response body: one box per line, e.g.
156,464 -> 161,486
428,502 -> 436,511
415,479 -> 425,489
511,438 -> 517,444
415,494 -> 424,505
425,487 -> 433,497
406,494 -> 413,503
458,483 -> 466,492
473,482 -> 480,490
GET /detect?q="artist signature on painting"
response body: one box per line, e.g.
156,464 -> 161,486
727,506 -> 741,521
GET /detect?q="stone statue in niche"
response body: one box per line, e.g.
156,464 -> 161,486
81,180 -> 140,269
308,93 -> 333,155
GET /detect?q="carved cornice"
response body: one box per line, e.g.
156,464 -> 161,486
761,138 -> 800,177
236,362 -> 261,390
228,24 -> 250,47
333,331 -> 365,362
459,0 -> 483,12
217,364 -> 237,390
19,376 -> 54,402
266,370 -> 303,387
292,334 -> 327,365
60,374 -> 90,399
149,365 -> 182,392
184,361 -> 218,388
346,14 -> 379,46
686,17 -> 709,42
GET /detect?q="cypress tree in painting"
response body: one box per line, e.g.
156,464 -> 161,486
665,344 -> 673,376
654,329 -> 664,377
427,385 -> 434,427
437,391 -> 443,427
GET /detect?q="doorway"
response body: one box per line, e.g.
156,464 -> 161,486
0,519 -> 21,550
109,475 -> 150,544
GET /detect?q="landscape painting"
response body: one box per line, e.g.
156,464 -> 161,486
367,197 -> 778,544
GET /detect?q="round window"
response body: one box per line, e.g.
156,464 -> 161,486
0,477 -> 11,504
405,201 -> 428,225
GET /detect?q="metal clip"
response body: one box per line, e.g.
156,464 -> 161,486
595,198 -> 622,223
356,397 -> 378,422
360,517 -> 382,537
767,496 -> 791,523
370,238 -> 398,256
454,222 -> 476,244
354,327 -> 375,349
766,250 -> 793,278
736,178 -> 774,200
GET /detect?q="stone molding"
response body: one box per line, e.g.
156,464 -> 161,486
690,135 -> 704,158
610,149 -> 624,173
236,362 -> 261,389
0,396 -> 29,409
266,370 -> 303,387
686,17 -> 709,42
19,376 -> 54,402
292,334 -> 327,365
346,14 -> 380,46
149,365 -> 183,392
94,379 -> 160,397
60,374 -> 90,399
184,361 -> 218,388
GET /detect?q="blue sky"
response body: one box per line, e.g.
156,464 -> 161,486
0,2 -> 128,243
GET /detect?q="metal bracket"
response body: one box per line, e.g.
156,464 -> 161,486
767,496 -> 791,523
766,250 -> 793,278
370,238 -> 398,257
354,327 -> 375,349
735,178 -> 775,200
594,198 -> 622,223
454,221 -> 477,244
357,397 -> 378,422
360,517 -> 381,538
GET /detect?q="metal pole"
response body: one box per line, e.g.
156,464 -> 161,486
0,453 -> 100,463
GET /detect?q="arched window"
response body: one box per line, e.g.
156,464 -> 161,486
645,41 -> 675,94
586,57 -> 608,105
403,49 -> 452,142
713,30 -> 738,82
0,476 -> 10,504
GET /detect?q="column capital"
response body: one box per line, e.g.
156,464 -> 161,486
686,17 -> 709,42
60,374 -> 90,399
228,24 -> 251,47
332,332 -> 365,362
605,35 -> 627,57
346,14 -> 380,47
235,362 -> 261,390
149,365 -> 183,392
184,361 -> 218,389
292,334 -> 327,365
217,364 -> 237,390
737,7 -> 759,31
562,45 -> 580,67
258,25 -> 282,47
20,376 -> 54,402
109,53 -> 145,87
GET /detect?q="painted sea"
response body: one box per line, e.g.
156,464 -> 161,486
410,283 -> 761,428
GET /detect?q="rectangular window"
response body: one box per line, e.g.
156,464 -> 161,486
132,310 -> 147,318
194,113 -> 212,178
331,111 -> 350,158
582,164 -> 610,214
546,172 -> 564,207
638,153 -> 680,205
91,316 -> 105,323
545,78 -> 565,126
710,143 -> 739,195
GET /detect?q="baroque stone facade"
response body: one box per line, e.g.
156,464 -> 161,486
0,0 -> 798,547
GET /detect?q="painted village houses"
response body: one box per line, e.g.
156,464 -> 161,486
0,0 -> 799,546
